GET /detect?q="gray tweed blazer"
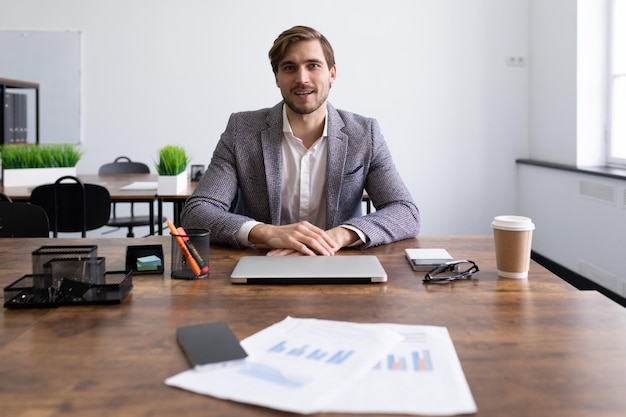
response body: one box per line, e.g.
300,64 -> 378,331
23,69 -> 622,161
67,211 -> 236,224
181,102 -> 419,248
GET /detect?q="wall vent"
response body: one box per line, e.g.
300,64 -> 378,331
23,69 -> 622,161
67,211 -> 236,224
579,259 -> 616,291
579,180 -> 615,204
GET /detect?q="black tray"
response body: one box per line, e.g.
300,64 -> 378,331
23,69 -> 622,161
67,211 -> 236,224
125,244 -> 164,275
32,245 -> 98,275
3,270 -> 133,309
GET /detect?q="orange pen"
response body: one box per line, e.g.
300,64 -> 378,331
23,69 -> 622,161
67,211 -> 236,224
177,226 -> 209,275
166,220 -> 201,277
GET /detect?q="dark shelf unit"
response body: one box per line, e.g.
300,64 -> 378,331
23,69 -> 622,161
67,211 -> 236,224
0,77 -> 40,145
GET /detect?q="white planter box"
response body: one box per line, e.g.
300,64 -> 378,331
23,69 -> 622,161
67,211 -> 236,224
2,167 -> 77,188
157,171 -> 188,195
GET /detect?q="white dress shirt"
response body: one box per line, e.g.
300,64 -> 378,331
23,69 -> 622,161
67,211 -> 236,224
236,105 -> 365,247
279,107 -> 328,228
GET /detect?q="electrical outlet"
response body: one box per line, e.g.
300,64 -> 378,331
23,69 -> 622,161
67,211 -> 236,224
506,56 -> 526,67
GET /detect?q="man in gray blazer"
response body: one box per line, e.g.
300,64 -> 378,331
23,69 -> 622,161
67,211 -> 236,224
181,26 -> 419,256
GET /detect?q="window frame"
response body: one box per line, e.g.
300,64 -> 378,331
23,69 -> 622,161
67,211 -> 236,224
607,0 -> 626,167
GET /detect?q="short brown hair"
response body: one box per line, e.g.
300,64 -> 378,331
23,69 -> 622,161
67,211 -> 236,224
268,26 -> 336,74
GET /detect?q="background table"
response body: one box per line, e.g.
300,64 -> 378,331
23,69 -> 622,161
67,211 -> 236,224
2,235 -> 626,417
2,173 -> 163,235
2,174 -> 373,235
1,173 -> 158,201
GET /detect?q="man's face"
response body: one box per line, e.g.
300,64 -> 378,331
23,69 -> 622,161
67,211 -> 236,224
275,39 -> 336,116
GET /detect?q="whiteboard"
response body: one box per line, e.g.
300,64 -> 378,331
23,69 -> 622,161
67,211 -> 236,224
0,31 -> 81,144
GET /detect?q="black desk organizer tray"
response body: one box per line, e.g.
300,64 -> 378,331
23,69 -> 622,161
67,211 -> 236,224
125,244 -> 164,275
3,245 -> 133,309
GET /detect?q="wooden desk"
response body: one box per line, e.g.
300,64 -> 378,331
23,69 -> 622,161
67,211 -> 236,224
2,236 -> 626,417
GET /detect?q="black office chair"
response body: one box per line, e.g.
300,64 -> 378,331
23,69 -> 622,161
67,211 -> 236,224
99,156 -> 166,237
0,200 -> 50,237
0,192 -> 13,202
30,176 -> 111,238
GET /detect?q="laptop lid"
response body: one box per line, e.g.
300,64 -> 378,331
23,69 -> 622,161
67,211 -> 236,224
230,255 -> 387,284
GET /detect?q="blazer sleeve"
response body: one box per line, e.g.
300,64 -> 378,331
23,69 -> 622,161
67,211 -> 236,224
340,118 -> 420,248
180,113 -> 262,247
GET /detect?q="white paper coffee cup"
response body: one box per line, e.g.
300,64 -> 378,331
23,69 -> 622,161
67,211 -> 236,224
491,215 -> 535,279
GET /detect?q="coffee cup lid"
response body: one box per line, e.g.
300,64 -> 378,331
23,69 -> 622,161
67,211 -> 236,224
491,215 -> 535,231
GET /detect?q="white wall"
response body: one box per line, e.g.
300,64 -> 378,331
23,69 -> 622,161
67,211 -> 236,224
528,0 -> 608,166
0,0 -> 530,236
528,0 -> 578,164
525,0 -> 626,297
518,164 -> 626,297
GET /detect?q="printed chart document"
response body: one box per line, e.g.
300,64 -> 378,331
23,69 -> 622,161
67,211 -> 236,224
322,323 -> 477,415
165,317 -> 476,415
166,317 -> 403,414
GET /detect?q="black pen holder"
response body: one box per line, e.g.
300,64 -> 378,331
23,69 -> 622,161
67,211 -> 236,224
170,229 -> 210,279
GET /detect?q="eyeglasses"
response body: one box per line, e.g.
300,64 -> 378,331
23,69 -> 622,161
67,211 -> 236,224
423,260 -> 479,283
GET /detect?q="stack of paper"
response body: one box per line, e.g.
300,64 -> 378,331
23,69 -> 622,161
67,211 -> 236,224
165,317 -> 476,415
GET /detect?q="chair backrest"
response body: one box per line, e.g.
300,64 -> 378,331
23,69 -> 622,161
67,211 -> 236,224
0,202 -> 50,237
30,176 -> 111,237
98,156 -> 150,175
0,192 -> 13,202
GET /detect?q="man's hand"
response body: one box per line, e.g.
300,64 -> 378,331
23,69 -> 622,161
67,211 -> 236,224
249,221 -> 339,256
325,226 -> 359,249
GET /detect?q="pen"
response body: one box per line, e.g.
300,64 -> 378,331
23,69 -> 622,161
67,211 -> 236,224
177,226 -> 209,275
166,220 -> 202,277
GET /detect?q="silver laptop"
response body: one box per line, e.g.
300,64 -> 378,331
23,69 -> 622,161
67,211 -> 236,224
230,255 -> 387,284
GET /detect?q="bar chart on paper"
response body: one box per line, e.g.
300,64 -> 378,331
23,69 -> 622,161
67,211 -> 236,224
225,318 -> 407,397
268,340 -> 355,365
380,350 -> 433,372
375,332 -> 434,372
236,339 -> 361,388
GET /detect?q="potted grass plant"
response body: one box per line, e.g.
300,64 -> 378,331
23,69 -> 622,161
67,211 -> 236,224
1,144 -> 82,187
156,145 -> 190,195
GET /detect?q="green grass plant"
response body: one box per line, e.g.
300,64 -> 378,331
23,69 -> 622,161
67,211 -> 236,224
0,144 -> 82,169
156,145 -> 190,176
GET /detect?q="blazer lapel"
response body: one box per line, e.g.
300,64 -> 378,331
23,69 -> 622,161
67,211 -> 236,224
325,104 -> 348,228
261,104 -> 284,225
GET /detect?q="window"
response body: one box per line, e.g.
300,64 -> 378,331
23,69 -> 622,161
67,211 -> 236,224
608,0 -> 626,165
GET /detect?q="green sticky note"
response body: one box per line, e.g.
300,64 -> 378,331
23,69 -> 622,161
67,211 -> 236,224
137,255 -> 162,271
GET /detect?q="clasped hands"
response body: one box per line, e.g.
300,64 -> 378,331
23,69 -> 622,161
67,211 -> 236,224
248,221 -> 358,256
